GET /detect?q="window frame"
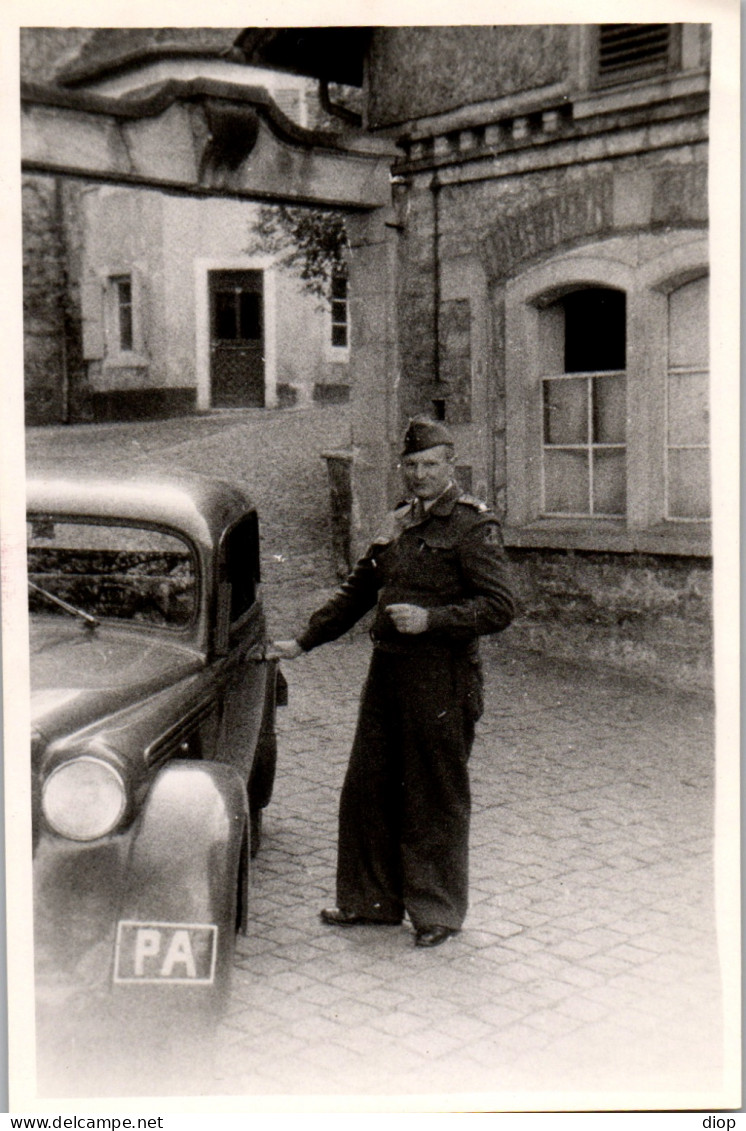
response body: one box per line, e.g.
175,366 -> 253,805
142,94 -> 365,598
328,272 -> 350,358
593,24 -> 682,89
660,273 -> 710,522
101,267 -> 148,367
503,234 -> 710,557
111,274 -> 134,352
26,515 -> 201,636
540,287 -> 628,520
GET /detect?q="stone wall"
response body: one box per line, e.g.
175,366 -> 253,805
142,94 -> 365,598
22,175 -> 87,424
506,548 -> 712,690
386,93 -> 710,687
396,142 -> 708,469
366,26 -> 568,129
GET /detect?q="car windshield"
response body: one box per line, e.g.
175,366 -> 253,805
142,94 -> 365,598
27,518 -> 198,629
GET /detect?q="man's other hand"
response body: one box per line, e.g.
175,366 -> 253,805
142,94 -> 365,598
386,603 -> 429,634
267,640 -> 304,660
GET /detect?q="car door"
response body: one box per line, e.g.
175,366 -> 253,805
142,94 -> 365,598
214,513 -> 268,779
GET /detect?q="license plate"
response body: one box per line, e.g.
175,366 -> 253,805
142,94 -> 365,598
114,920 -> 218,984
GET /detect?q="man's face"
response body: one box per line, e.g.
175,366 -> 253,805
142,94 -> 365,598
400,445 -> 454,501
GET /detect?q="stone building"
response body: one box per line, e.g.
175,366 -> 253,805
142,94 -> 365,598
21,25 -> 713,685
241,25 -> 712,686
22,28 -> 351,424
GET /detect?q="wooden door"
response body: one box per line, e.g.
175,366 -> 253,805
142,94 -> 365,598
209,270 -> 264,407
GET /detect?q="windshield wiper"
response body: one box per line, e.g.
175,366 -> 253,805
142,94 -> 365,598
28,580 -> 100,629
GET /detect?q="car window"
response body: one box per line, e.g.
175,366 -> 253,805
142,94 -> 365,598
223,514 -> 260,624
27,519 -> 198,629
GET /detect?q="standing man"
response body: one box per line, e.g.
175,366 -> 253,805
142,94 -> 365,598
272,416 -> 515,947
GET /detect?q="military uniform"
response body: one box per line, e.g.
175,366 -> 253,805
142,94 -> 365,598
297,480 -> 515,932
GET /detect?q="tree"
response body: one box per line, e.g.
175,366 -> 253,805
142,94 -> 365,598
250,206 -> 348,302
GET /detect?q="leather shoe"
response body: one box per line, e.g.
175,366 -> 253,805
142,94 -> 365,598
414,925 -> 458,948
320,907 -> 401,927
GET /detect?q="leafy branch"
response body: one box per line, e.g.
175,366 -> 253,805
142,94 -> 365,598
250,206 -> 348,303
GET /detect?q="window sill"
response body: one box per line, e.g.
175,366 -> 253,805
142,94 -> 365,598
502,520 -> 711,558
103,353 -> 149,369
325,348 -> 350,364
574,70 -> 709,121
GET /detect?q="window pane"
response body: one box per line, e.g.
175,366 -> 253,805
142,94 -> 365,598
563,288 -> 626,372
543,450 -> 589,513
111,276 -> 133,352
331,275 -> 347,299
118,302 -> 133,352
593,374 -> 626,443
667,449 -> 710,518
239,293 -> 261,340
331,301 -> 347,324
544,378 -> 587,445
214,292 -> 237,340
331,324 -> 348,348
668,372 -> 709,446
538,302 -> 564,374
668,277 -> 708,368
115,278 -> 131,304
593,449 -> 626,515
225,516 -> 259,623
27,521 -> 197,627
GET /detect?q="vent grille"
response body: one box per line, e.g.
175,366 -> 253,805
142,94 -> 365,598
598,24 -> 672,81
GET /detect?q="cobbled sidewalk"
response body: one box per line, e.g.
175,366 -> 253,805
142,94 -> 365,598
206,634 -> 721,1101
26,410 -> 726,1106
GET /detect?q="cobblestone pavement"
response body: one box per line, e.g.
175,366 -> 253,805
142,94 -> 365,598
26,411 -> 726,1106
206,636 -> 721,1102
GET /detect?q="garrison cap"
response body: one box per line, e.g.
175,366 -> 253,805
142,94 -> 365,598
401,416 -> 454,456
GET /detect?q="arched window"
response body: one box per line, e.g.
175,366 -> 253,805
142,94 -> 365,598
666,276 -> 709,519
503,233 -> 709,555
540,288 -> 626,517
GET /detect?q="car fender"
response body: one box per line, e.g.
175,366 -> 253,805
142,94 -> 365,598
113,760 -> 249,1011
119,759 -> 249,928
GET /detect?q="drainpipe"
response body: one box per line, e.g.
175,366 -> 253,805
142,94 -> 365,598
54,177 -> 70,423
430,172 -> 441,387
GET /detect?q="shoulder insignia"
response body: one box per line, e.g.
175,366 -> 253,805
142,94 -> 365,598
457,494 -> 489,513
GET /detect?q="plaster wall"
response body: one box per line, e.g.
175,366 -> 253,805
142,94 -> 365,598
77,188 -> 348,411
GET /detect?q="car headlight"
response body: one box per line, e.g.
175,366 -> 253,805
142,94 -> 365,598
42,756 -> 127,841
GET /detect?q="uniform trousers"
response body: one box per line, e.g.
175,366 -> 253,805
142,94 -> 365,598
336,646 -> 481,930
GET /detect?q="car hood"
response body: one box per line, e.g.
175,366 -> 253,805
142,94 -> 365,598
30,617 -> 204,745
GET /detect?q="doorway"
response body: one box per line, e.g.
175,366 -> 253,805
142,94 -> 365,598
209,269 -> 264,407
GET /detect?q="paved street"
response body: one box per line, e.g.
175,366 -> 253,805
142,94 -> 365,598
209,635 -> 721,1101
26,409 -> 726,1105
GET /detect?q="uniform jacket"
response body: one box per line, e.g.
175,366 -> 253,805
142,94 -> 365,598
297,483 -> 515,655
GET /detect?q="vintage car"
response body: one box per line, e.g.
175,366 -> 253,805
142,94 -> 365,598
28,470 -> 283,1060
